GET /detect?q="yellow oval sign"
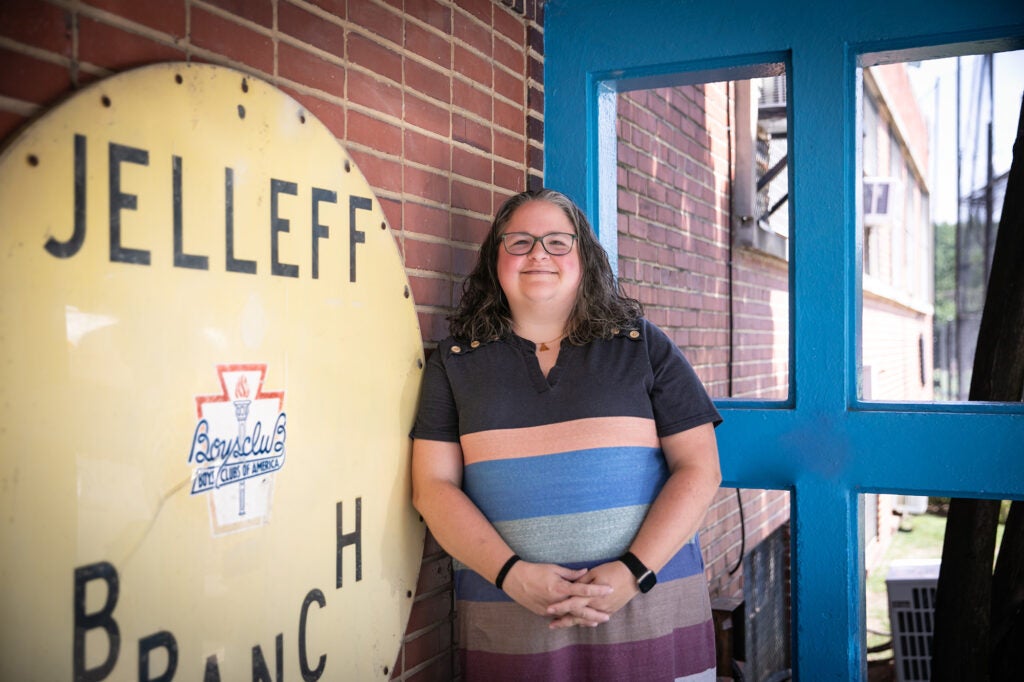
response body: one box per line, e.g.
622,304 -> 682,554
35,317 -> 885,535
0,63 -> 424,680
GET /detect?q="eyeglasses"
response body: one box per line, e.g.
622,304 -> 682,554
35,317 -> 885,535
500,232 -> 577,256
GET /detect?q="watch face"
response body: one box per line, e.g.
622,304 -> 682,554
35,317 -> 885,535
638,570 -> 657,593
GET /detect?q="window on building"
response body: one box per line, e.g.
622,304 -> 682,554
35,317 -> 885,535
858,47 -> 1024,403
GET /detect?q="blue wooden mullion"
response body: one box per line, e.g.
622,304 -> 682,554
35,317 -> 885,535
844,410 -> 1024,496
717,410 -> 1024,497
545,2 -> 1024,678
791,482 -> 865,679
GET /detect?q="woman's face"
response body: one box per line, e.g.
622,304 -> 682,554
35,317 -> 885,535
496,199 -> 582,319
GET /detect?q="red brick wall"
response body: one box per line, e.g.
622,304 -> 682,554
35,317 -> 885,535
731,250 -> 789,401
700,487 -> 791,600
617,84 -> 792,603
0,1 -> 544,679
616,85 -> 732,394
616,84 -> 790,402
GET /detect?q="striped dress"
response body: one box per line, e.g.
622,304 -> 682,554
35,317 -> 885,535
412,319 -> 722,681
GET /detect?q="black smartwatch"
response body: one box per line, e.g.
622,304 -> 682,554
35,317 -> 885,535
619,551 -> 657,593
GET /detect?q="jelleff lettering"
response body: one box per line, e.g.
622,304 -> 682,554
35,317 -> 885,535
109,142 -> 151,265
349,195 -> 370,282
44,135 -> 370,283
271,179 -> 299,278
45,133 -> 87,258
225,166 -> 257,274
73,561 -> 120,682
311,188 -> 336,279
173,155 -> 209,270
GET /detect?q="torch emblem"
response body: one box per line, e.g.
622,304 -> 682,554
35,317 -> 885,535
187,364 -> 287,535
233,375 -> 251,516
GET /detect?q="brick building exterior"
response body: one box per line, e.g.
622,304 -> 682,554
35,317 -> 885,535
1,1 -> 935,678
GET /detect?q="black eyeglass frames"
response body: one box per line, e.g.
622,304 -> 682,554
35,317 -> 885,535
500,232 -> 577,256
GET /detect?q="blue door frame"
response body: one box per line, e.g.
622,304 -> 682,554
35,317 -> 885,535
544,1 -> 1024,678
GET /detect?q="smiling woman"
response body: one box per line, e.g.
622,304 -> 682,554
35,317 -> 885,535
410,188 -> 724,680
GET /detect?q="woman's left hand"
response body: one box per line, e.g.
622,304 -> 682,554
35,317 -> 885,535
547,423 -> 722,630
545,560 -> 638,629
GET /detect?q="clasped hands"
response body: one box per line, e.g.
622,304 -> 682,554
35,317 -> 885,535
500,559 -> 639,630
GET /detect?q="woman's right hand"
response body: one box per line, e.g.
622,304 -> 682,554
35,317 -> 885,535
500,560 -> 614,627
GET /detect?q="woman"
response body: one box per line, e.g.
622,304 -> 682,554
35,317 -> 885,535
411,189 -> 722,680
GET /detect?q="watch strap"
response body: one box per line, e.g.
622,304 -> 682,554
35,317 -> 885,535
494,554 -> 521,591
619,551 -> 656,592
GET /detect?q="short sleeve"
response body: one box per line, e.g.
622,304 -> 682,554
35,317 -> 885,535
643,320 -> 723,437
409,344 -> 461,442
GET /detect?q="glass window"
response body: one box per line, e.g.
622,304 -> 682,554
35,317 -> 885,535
702,488 -> 792,676
861,493 -> 1012,677
615,66 -> 790,400
858,48 -> 1024,402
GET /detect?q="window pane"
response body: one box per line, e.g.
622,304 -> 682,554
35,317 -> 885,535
616,68 -> 790,400
703,487 -> 793,676
858,48 -> 1024,402
861,493 -> 1013,676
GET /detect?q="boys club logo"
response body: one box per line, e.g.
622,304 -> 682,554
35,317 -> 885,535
187,364 -> 287,534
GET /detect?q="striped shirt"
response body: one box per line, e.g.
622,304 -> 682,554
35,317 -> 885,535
412,319 -> 722,681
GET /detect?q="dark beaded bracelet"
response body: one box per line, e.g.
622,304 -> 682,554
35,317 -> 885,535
494,554 -> 521,591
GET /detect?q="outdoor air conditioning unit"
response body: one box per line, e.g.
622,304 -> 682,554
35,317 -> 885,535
886,559 -> 940,682
863,176 -> 901,226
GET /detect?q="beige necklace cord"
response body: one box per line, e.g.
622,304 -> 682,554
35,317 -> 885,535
536,334 -> 564,352
512,325 -> 565,352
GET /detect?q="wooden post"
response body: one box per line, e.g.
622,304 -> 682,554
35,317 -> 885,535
932,93 -> 1024,680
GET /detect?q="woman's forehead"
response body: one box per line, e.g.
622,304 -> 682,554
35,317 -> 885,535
503,200 -> 575,232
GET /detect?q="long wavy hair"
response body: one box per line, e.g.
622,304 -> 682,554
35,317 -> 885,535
449,188 -> 643,344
